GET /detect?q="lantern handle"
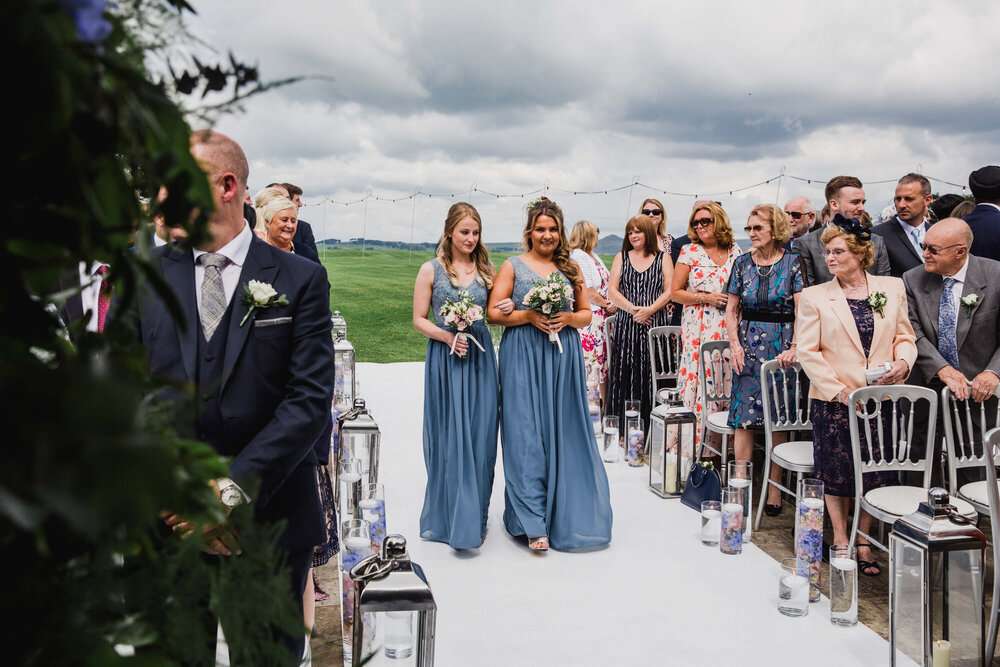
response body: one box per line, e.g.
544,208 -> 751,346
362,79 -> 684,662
350,550 -> 399,583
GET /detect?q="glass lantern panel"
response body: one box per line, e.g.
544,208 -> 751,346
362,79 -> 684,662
892,538 -> 925,666
649,417 -> 665,491
360,610 -> 417,666
342,432 -> 375,483
941,549 -> 984,663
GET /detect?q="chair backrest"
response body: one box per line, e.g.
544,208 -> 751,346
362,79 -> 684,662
941,387 -> 1000,493
848,385 -> 938,488
647,325 -> 682,403
759,359 -> 812,446
699,340 -> 732,405
606,317 -> 616,364
983,428 -> 1000,662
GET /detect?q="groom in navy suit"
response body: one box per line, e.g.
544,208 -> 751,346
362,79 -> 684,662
134,130 -> 334,659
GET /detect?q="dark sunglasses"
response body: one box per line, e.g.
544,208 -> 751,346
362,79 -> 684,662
785,211 -> 813,220
692,219 -> 713,228
642,208 -> 663,216
744,225 -> 767,233
919,242 -> 964,255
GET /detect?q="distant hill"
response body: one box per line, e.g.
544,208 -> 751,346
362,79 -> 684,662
595,234 -> 623,254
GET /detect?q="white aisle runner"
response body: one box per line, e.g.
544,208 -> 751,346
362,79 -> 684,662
358,362 -> 888,666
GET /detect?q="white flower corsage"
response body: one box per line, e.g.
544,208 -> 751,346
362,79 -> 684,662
960,293 -> 980,317
240,280 -> 289,326
868,291 -> 887,318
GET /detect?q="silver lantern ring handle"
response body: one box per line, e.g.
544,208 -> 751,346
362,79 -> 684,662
350,551 -> 399,584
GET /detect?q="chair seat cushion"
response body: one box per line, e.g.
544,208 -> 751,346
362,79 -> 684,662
706,411 -> 733,433
771,441 -> 813,467
865,486 -> 978,519
959,480 -> 1000,507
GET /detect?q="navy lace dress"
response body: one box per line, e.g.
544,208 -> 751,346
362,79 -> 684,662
810,298 -> 898,497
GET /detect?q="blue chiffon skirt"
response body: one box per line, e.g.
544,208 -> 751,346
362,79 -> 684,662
420,322 -> 499,549
499,324 -> 613,550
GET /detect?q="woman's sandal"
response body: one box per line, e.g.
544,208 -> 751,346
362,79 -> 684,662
528,536 -> 549,552
856,544 -> 880,577
764,502 -> 782,517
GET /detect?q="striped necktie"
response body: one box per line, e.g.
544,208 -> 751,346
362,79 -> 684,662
198,253 -> 229,341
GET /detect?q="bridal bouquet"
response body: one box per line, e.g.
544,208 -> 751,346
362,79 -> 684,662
522,272 -> 574,353
439,290 -> 485,357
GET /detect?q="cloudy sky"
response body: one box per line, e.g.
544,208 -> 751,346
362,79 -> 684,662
186,0 -> 999,244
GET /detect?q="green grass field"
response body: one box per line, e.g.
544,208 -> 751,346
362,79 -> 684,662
323,248 -> 616,362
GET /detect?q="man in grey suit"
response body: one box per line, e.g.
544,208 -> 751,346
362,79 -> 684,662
872,173 -> 934,278
904,218 -> 1000,482
794,175 -> 891,285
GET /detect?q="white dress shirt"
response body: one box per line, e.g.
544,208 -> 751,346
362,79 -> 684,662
897,217 -> 926,259
191,222 -> 252,317
78,261 -> 110,332
944,256 -> 969,304
153,234 -> 168,247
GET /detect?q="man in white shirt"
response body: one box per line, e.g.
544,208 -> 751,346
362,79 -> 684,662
872,173 -> 933,277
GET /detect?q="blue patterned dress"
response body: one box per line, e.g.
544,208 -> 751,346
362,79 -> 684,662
420,260 -> 499,549
499,257 -> 613,549
725,251 -> 804,428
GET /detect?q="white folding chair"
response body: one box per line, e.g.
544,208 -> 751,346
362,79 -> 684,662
941,386 -> 1000,516
647,325 -> 682,406
848,385 -> 977,554
696,340 -> 733,481
753,360 -> 814,531
982,427 -> 1000,664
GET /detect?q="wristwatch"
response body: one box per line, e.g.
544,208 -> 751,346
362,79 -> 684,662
217,478 -> 246,509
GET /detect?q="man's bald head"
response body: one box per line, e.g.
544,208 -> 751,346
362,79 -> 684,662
189,130 -> 249,250
922,218 -> 973,276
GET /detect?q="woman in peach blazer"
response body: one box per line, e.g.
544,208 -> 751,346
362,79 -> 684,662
796,217 -> 917,576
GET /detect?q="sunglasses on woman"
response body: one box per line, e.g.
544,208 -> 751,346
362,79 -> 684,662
692,219 -> 713,228
642,209 -> 663,216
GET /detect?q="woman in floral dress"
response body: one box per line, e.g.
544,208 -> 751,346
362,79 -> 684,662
669,202 -> 740,460
570,220 -> 616,402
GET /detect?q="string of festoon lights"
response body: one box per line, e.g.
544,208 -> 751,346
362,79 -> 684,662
300,172 -> 969,208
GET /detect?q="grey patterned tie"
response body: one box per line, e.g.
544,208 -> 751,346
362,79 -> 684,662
938,277 -> 960,370
198,252 -> 229,341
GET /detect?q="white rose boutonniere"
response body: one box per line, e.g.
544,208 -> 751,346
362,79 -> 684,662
961,293 -> 980,317
868,291 -> 888,318
240,279 -> 289,326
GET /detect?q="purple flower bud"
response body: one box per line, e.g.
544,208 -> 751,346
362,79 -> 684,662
59,0 -> 112,44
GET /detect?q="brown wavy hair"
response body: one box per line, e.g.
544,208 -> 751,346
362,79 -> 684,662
436,202 -> 494,289
522,197 -> 582,287
820,224 -> 875,270
687,201 -> 734,246
621,214 -> 659,255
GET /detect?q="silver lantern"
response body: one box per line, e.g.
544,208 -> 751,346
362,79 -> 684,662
334,335 -> 357,410
331,309 -> 348,341
338,398 -> 381,486
889,487 -> 986,666
648,404 -> 697,498
351,534 -> 437,666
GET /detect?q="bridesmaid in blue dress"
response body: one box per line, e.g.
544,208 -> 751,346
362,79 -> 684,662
487,197 -> 613,552
413,203 -> 514,549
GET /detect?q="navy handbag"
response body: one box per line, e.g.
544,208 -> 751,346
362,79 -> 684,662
680,461 -> 722,511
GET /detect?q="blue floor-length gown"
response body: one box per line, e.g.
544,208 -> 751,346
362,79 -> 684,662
420,260 -> 499,549
499,256 -> 613,550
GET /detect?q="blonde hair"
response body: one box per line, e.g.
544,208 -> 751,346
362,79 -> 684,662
569,220 -> 599,254
253,187 -> 288,235
522,197 -> 582,288
640,198 -> 667,236
749,204 -> 792,246
258,196 -> 297,227
687,202 -> 734,247
820,225 -> 875,270
436,202 -> 494,289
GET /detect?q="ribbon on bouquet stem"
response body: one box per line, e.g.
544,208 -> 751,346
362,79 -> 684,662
548,330 -> 563,354
450,331 -> 485,357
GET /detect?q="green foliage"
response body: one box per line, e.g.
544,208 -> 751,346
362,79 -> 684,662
3,1 -> 304,663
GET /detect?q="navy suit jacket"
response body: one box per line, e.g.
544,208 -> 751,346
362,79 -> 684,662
134,234 -> 334,552
293,219 -> 318,256
872,218 -> 931,278
965,204 -> 1000,262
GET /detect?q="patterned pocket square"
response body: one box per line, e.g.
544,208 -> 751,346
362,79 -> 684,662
254,316 -> 293,327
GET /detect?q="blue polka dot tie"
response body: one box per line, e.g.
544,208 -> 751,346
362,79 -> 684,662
938,277 -> 960,370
